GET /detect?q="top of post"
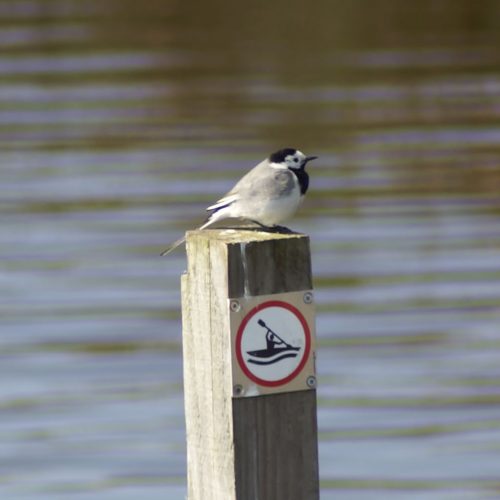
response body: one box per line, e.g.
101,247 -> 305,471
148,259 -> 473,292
185,229 -> 312,298
185,228 -> 308,246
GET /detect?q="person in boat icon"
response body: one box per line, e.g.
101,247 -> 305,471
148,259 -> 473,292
246,319 -> 301,366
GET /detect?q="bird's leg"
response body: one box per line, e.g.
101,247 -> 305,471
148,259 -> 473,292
249,219 -> 274,231
247,220 -> 295,234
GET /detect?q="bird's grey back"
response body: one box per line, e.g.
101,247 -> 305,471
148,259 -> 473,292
225,159 -> 295,200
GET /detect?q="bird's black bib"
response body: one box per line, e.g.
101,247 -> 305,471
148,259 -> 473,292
290,167 -> 309,195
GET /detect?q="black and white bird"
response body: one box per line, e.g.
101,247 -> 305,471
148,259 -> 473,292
161,148 -> 317,255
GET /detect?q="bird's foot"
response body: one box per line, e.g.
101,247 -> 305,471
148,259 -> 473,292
247,220 -> 297,234
248,219 -> 273,230
270,225 -> 295,234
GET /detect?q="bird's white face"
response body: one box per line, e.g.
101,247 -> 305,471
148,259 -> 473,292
283,150 -> 307,170
268,148 -> 317,170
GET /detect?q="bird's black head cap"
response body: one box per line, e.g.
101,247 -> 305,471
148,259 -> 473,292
269,148 -> 297,163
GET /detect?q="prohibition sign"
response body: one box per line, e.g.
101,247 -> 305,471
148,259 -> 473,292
235,300 -> 311,387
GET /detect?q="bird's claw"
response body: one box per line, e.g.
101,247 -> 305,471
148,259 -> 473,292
270,225 -> 295,234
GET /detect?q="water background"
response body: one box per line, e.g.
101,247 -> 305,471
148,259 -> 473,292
1,1 -> 500,498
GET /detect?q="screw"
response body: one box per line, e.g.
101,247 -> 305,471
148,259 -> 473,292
306,376 -> 316,388
303,291 -> 313,304
233,384 -> 244,396
230,300 -> 241,312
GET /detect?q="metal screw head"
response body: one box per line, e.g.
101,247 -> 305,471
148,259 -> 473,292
306,376 -> 316,388
233,384 -> 244,396
303,291 -> 313,304
230,300 -> 241,312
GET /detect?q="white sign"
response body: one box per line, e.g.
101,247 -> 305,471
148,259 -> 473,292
230,292 -> 316,396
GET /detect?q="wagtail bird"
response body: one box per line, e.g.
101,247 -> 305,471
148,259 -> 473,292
161,148 -> 317,255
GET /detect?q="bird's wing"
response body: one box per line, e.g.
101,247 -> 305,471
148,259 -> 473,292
206,193 -> 238,212
207,160 -> 291,212
230,161 -> 294,200
205,159 -> 270,213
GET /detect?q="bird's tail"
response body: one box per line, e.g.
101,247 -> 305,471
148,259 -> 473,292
160,235 -> 186,256
160,219 -> 216,256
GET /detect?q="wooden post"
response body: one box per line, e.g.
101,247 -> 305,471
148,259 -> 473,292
181,229 -> 319,500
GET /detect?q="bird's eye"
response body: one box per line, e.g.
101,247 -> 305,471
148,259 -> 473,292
294,158 -> 299,163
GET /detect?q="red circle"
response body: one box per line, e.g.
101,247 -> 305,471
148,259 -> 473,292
235,300 -> 311,387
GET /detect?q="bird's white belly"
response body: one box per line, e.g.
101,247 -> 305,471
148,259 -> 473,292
243,188 -> 302,226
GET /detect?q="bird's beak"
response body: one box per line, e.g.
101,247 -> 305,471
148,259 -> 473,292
304,156 -> 318,163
